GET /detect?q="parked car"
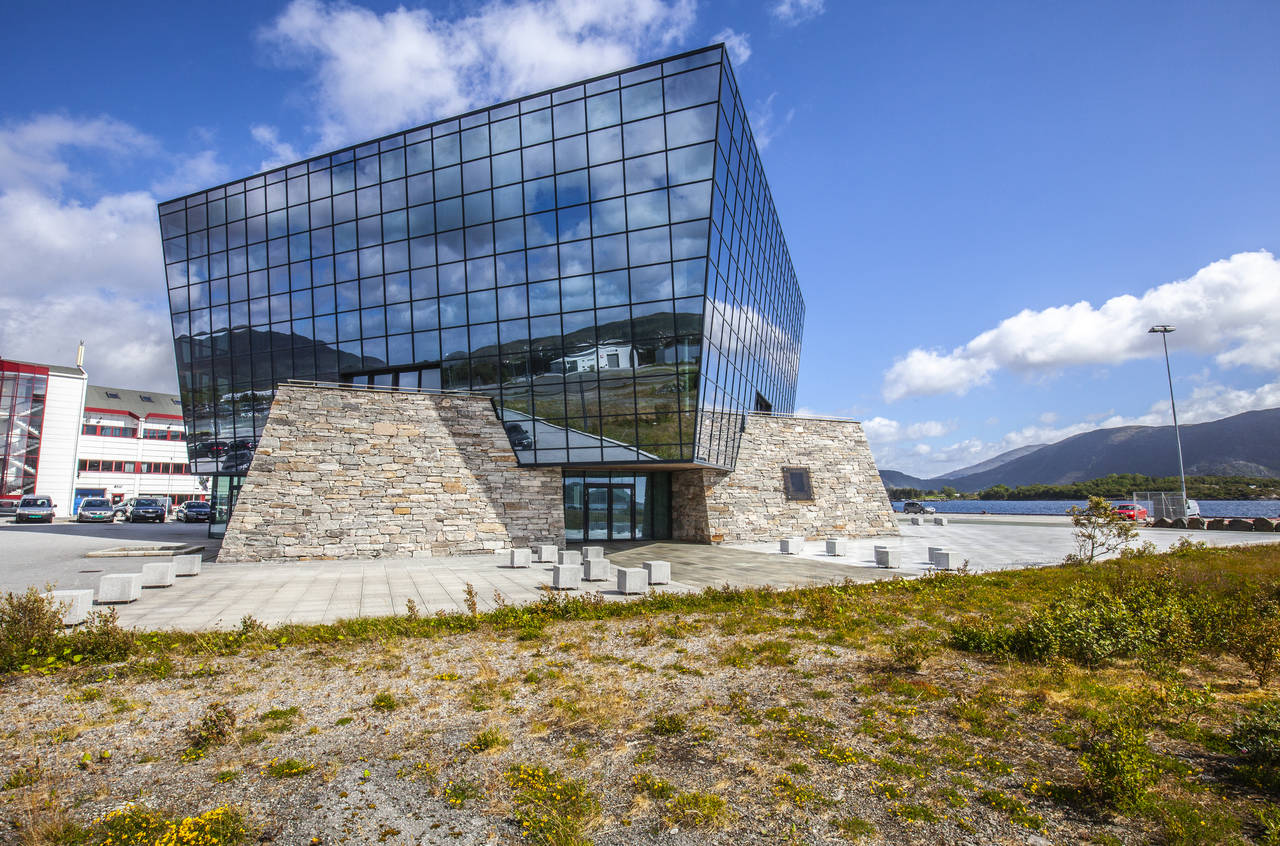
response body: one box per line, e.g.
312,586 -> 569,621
901,500 -> 937,515
191,440 -> 229,459
15,495 -> 55,523
122,497 -> 166,523
76,497 -> 116,523
504,421 -> 533,450
220,448 -> 255,473
174,500 -> 211,523
1114,502 -> 1149,521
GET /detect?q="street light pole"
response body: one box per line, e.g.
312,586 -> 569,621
1148,325 -> 1188,514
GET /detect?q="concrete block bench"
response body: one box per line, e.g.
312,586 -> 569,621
584,557 -> 611,581
558,550 -> 582,567
933,516 -> 948,526
552,563 -> 582,590
932,551 -> 955,570
826,539 -> 848,556
172,553 -> 202,577
583,546 -> 605,562
617,567 -> 647,595
643,560 -> 671,585
43,589 -> 94,625
927,546 -> 945,567
779,537 -> 805,554
140,562 -> 175,588
909,516 -> 922,526
535,544 -> 558,563
98,573 -> 143,604
873,546 -> 900,568
504,548 -> 532,568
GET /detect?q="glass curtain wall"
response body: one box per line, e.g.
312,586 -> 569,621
695,56 -> 805,467
162,46 -> 739,474
0,367 -> 48,499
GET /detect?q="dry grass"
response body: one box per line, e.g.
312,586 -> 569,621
5,544 -> 1280,843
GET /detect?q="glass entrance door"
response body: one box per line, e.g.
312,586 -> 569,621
584,483 -> 636,541
586,485 -> 609,540
610,486 -> 634,540
563,472 -> 670,543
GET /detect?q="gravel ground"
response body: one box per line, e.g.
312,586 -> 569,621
2,614 -> 1142,844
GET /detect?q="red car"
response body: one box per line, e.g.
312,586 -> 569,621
1114,503 -> 1148,520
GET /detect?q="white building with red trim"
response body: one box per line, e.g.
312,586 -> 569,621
74,385 -> 205,513
1,356 -> 205,518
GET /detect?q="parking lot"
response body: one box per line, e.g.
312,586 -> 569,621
0,518 -> 213,595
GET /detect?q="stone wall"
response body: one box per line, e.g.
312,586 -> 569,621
672,414 -> 897,543
217,385 -> 564,562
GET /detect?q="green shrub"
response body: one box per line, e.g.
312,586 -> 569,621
505,764 -> 599,844
952,569 -> 1212,668
661,790 -> 731,828
649,713 -> 687,736
91,804 -> 250,846
832,815 -> 876,839
2,764 -> 39,790
263,757 -> 312,778
0,589 -> 133,674
443,778 -> 483,808
888,631 -> 935,671
1079,712 -> 1161,807
1228,594 -> 1280,688
464,726 -> 510,753
633,771 -> 676,799
0,588 -> 68,672
370,691 -> 398,711
1231,699 -> 1280,767
182,703 -> 236,760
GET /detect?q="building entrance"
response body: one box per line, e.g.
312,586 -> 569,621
584,482 -> 635,541
564,471 -> 671,543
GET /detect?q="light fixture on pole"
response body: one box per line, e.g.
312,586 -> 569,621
1148,325 -> 1188,514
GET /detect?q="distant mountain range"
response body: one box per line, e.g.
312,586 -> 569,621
881,408 -> 1280,493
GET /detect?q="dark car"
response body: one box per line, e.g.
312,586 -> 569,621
123,497 -> 166,523
76,497 -> 116,522
191,440 -> 229,459
504,421 -> 533,450
220,448 -> 255,473
15,495 -> 55,523
174,500 -> 211,522
901,500 -> 937,515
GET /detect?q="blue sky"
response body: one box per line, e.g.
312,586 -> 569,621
1,0 -> 1277,476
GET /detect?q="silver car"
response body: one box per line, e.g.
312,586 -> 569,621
77,497 -> 116,523
15,495 -> 55,523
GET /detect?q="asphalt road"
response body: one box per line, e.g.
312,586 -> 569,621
0,518 -> 213,594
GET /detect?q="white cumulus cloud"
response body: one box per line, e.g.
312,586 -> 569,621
260,0 -> 697,151
882,250 -> 1280,402
250,124 -> 303,173
862,416 -> 954,444
711,27 -> 751,67
0,114 -> 156,193
0,114 -> 196,390
769,0 -> 826,25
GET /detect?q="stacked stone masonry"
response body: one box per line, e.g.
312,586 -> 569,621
672,413 -> 898,543
218,386 -> 564,562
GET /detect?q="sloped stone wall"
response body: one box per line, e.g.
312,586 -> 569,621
673,414 -> 897,543
217,385 -> 563,562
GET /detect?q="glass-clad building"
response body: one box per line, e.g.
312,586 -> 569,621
158,44 -> 803,540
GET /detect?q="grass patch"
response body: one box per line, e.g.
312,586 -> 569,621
505,763 -> 600,845
262,757 -> 312,779
464,726 -> 510,753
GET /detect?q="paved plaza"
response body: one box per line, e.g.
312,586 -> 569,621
4,515 -> 1280,631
